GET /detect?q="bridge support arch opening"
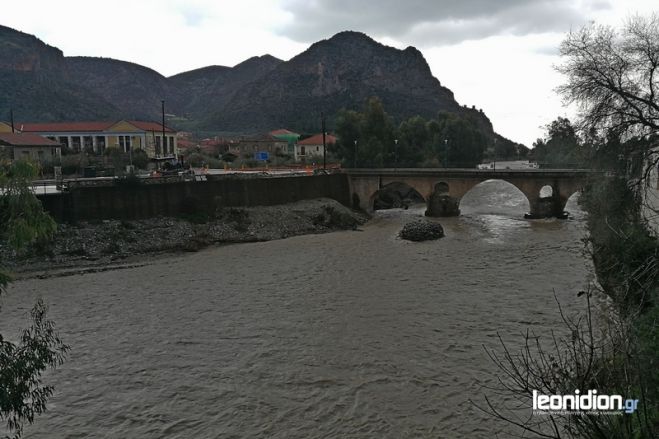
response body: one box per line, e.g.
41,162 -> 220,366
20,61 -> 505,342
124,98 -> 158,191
458,179 -> 530,216
523,182 -> 581,219
372,182 -> 425,210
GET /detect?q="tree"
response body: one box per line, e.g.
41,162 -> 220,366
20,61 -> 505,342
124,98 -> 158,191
397,116 -> 428,167
333,109 -> 363,167
333,97 -> 396,167
0,160 -> 68,438
480,16 -> 659,438
557,14 -> 659,147
532,117 -> 584,167
435,112 -> 486,168
333,98 -> 488,168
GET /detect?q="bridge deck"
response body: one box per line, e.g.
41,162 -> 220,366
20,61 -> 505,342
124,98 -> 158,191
344,168 -> 596,178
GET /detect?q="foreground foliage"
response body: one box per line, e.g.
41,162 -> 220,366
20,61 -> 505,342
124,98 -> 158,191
0,160 -> 68,438
481,14 -> 658,438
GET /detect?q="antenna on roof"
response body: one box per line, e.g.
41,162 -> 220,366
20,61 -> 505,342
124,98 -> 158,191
10,108 -> 14,133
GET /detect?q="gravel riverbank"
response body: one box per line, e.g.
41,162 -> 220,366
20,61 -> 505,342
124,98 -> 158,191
3,198 -> 368,278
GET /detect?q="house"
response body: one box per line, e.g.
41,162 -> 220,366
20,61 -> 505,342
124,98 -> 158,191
0,132 -> 61,162
234,133 -> 289,159
295,133 -> 336,162
16,120 -> 177,159
270,129 -> 300,155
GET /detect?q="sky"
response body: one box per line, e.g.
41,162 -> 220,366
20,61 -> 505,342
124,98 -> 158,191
2,0 -> 657,146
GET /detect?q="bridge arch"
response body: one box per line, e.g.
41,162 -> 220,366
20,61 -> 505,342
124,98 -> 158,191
539,185 -> 553,198
371,181 -> 425,210
347,169 -> 590,218
458,179 -> 531,216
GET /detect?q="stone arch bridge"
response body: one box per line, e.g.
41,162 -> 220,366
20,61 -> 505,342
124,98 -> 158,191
346,168 -> 594,218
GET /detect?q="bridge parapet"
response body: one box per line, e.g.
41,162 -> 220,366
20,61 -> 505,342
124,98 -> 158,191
345,168 -> 596,218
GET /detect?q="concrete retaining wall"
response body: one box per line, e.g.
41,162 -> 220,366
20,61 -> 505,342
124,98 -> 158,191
38,174 -> 351,222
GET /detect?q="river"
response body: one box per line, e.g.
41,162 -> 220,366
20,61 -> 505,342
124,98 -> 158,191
2,179 -> 592,438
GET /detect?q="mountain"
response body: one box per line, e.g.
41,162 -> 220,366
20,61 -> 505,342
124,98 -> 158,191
204,31 -> 488,133
0,25 -> 122,121
0,25 -> 508,145
169,55 -> 282,118
66,56 -> 175,120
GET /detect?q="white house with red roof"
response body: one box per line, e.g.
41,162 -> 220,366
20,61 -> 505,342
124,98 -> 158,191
295,133 -> 336,162
13,120 -> 177,159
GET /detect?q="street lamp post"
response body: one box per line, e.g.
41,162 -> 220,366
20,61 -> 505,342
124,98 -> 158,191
493,138 -> 497,171
443,139 -> 448,168
394,139 -> 399,171
353,140 -> 358,168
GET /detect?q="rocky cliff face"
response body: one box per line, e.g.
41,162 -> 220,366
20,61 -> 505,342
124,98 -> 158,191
0,25 -> 122,121
204,31 -> 493,135
0,25 -> 66,74
169,55 -> 282,119
66,57 -> 175,120
0,25 -> 497,143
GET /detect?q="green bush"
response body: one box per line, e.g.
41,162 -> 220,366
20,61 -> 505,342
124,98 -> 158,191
131,149 -> 149,169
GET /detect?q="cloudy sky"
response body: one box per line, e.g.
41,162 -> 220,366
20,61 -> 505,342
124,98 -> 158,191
3,0 -> 656,145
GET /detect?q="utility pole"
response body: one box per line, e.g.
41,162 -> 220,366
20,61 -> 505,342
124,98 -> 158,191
321,112 -> 326,171
161,100 -> 166,160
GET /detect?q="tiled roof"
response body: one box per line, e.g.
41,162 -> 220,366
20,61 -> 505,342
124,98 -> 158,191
270,128 -> 299,136
127,121 -> 175,133
0,133 -> 60,146
19,122 -> 114,132
241,133 -> 284,142
18,120 -> 176,133
298,133 -> 337,145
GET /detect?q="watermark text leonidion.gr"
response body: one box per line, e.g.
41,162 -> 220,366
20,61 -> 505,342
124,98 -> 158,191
533,389 -> 638,416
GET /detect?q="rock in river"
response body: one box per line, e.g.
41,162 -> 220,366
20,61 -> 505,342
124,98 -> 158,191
399,220 -> 445,242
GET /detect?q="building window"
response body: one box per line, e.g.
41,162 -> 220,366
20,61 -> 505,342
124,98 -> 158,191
96,136 -> 106,154
83,136 -> 93,152
300,146 -> 306,156
71,136 -> 82,152
168,137 -> 174,154
118,136 -> 131,153
316,146 -> 320,152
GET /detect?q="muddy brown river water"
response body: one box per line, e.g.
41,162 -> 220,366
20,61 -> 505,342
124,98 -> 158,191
2,180 -> 592,438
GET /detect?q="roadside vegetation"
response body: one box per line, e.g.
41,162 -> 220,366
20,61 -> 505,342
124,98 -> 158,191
0,160 -> 69,438
481,14 -> 659,438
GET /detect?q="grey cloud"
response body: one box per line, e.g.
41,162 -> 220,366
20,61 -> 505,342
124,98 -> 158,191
534,45 -> 561,56
277,0 -> 610,45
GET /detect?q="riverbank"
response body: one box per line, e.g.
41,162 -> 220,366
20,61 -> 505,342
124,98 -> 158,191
2,198 -> 368,279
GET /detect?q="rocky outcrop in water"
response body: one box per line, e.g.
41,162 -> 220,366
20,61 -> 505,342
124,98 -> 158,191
399,220 -> 444,241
